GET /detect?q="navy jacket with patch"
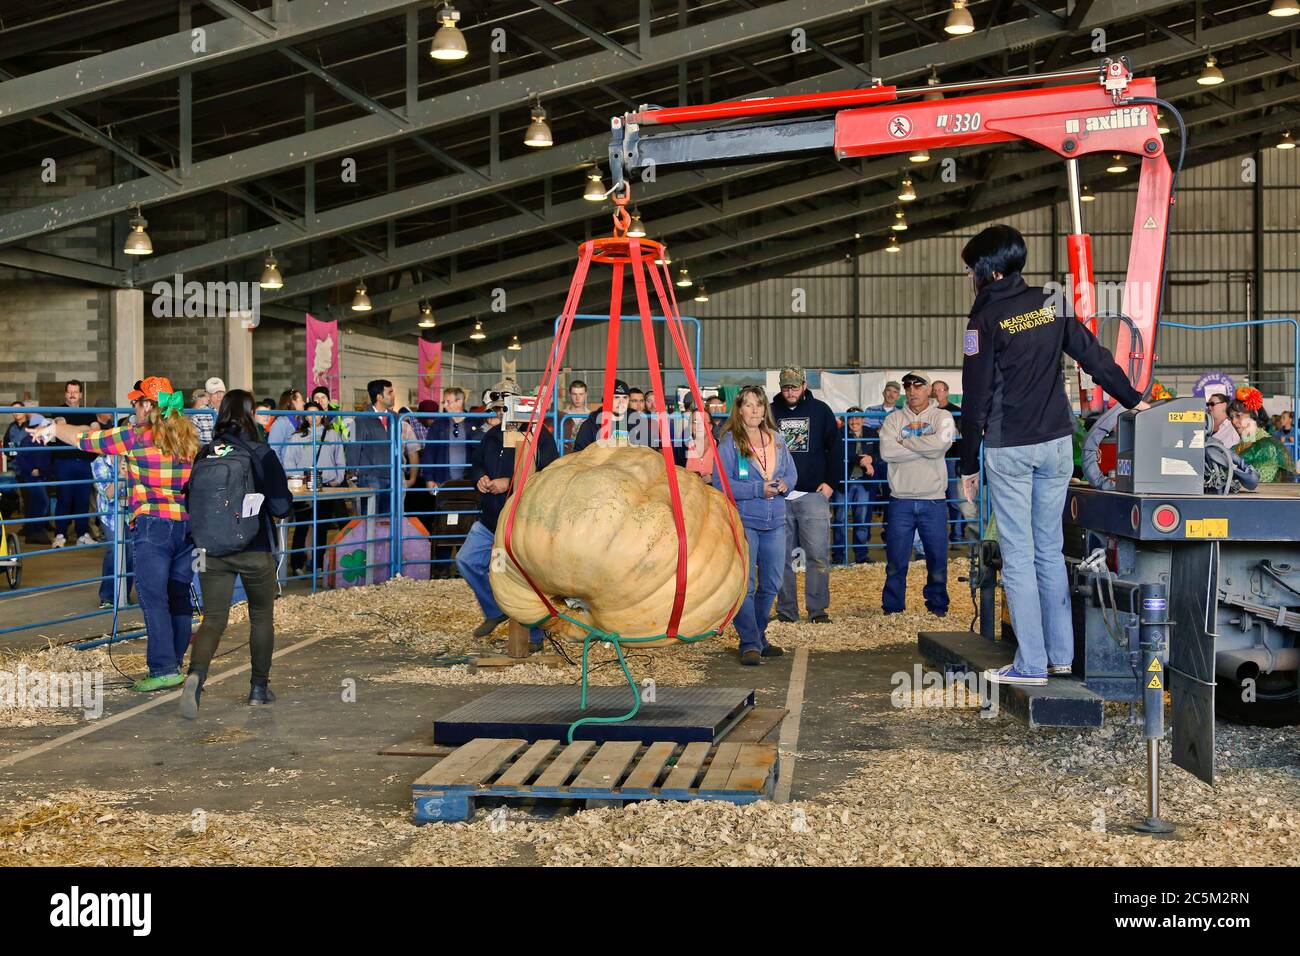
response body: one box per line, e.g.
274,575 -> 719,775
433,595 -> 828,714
771,388 -> 841,494
958,272 -> 1142,477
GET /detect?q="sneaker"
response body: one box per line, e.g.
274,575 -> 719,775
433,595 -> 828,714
739,650 -> 761,666
983,664 -> 1048,686
472,614 -> 509,638
810,613 -> 832,624
1047,665 -> 1073,676
51,534 -> 66,549
98,600 -> 112,610
248,682 -> 276,705
76,533 -> 94,546
133,673 -> 185,693
760,644 -> 784,658
179,671 -> 206,719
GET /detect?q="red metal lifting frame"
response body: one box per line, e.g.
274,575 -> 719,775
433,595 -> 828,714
502,58 -> 1175,641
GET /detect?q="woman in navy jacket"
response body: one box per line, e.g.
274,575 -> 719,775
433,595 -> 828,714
713,386 -> 798,666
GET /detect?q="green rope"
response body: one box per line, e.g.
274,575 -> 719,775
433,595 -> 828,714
529,610 -> 726,742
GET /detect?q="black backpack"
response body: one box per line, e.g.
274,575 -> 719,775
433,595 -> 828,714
188,435 -> 264,558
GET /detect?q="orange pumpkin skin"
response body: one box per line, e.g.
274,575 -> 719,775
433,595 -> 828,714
489,444 -> 749,646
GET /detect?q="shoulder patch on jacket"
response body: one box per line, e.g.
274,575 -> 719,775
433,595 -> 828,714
963,329 -> 980,356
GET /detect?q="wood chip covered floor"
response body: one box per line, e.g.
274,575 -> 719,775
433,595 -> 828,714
1,563 -> 1296,866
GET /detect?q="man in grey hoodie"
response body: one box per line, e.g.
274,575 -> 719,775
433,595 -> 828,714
879,371 -> 956,616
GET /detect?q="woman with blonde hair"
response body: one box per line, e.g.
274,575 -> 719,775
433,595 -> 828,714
31,376 -> 200,691
712,385 -> 798,666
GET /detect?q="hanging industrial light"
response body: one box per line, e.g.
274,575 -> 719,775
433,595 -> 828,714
508,334 -> 522,351
924,70 -> 944,101
418,301 -> 436,328
469,319 -> 487,341
944,1 -> 975,36
654,245 -> 672,266
1269,0 -> 1300,17
583,168 -> 606,201
909,145 -> 930,163
891,208 -> 908,232
123,207 -> 153,256
524,98 -> 553,147
885,234 -> 901,253
1198,53 -> 1224,86
898,175 -> 917,202
675,266 -> 693,288
1107,154 -> 1127,174
350,281 -> 372,312
627,210 -> 647,237
429,4 -> 468,61
1080,184 -> 1096,203
1277,130 -> 1296,150
258,251 -> 283,290
1156,113 -> 1171,135
693,283 -> 709,303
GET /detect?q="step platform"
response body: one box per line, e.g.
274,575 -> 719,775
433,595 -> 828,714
432,685 -> 755,746
918,631 -> 1104,728
412,737 -> 779,823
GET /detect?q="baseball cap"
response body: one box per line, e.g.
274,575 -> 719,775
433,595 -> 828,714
779,365 -> 806,387
846,406 -> 864,414
884,379 -> 902,391
205,377 -> 227,394
611,379 -> 630,397
127,376 -> 175,402
901,371 -> 930,387
487,378 -> 520,407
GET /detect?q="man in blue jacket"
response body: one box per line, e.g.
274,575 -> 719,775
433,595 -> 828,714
457,381 -> 560,642
770,366 -> 840,624
7,411 -> 52,544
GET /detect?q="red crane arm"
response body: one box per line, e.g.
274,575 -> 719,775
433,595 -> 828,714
611,58 -> 1173,406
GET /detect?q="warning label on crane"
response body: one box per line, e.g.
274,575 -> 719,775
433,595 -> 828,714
888,115 -> 913,138
1147,658 -> 1162,673
1147,674 -> 1163,690
1143,216 -> 1158,229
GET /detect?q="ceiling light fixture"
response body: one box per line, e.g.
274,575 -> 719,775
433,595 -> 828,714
524,97 -> 553,147
430,4 -> 468,61
350,281 -> 372,312
123,207 -> 152,256
258,251 -> 283,290
944,1 -> 975,36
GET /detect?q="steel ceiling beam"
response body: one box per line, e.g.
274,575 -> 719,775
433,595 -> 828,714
0,248 -> 127,286
379,44 -> 1300,335
0,0 -> 427,126
142,0 -> 1199,291
0,0 -> 878,246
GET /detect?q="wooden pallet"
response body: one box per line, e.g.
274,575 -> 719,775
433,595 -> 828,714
412,737 -> 779,823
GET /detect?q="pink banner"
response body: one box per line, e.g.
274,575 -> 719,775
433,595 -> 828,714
306,313 -> 340,403
419,339 -> 443,405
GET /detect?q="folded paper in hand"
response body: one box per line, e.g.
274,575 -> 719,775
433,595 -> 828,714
241,493 -> 265,518
786,490 -> 808,500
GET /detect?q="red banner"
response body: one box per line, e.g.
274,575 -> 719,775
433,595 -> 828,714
305,313 -> 340,402
418,339 -> 443,405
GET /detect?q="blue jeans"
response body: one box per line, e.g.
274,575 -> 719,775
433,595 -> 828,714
984,435 -> 1074,676
883,498 -> 949,614
777,492 -> 832,619
53,457 -> 92,538
98,538 -> 134,605
831,483 -> 871,563
17,474 -> 48,538
945,458 -> 965,541
130,516 -> 194,677
733,524 -> 786,654
456,521 -> 543,642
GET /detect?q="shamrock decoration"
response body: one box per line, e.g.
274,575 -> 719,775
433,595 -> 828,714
340,548 -> 367,583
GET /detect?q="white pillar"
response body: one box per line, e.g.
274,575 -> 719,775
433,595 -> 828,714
227,315 -> 254,393
110,289 -> 143,404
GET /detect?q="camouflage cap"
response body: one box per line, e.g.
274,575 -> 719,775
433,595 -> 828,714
779,365 -> 806,387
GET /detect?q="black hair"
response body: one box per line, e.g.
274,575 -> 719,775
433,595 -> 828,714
628,388 -> 644,397
215,389 -> 262,442
367,379 -> 392,403
256,399 -> 275,410
65,379 -> 85,392
1226,399 -> 1251,418
961,224 -> 1027,291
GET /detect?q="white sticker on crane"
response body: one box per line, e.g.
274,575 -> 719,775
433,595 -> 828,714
1190,431 -> 1206,448
1161,457 -> 1197,476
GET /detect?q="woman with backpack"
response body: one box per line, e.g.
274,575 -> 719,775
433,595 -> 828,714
280,402 -> 347,577
29,376 -> 199,692
181,389 -> 292,718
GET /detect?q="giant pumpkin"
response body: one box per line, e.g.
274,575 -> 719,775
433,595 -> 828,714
489,444 -> 749,646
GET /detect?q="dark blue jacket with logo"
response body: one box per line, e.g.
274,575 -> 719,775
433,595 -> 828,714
771,388 -> 841,494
